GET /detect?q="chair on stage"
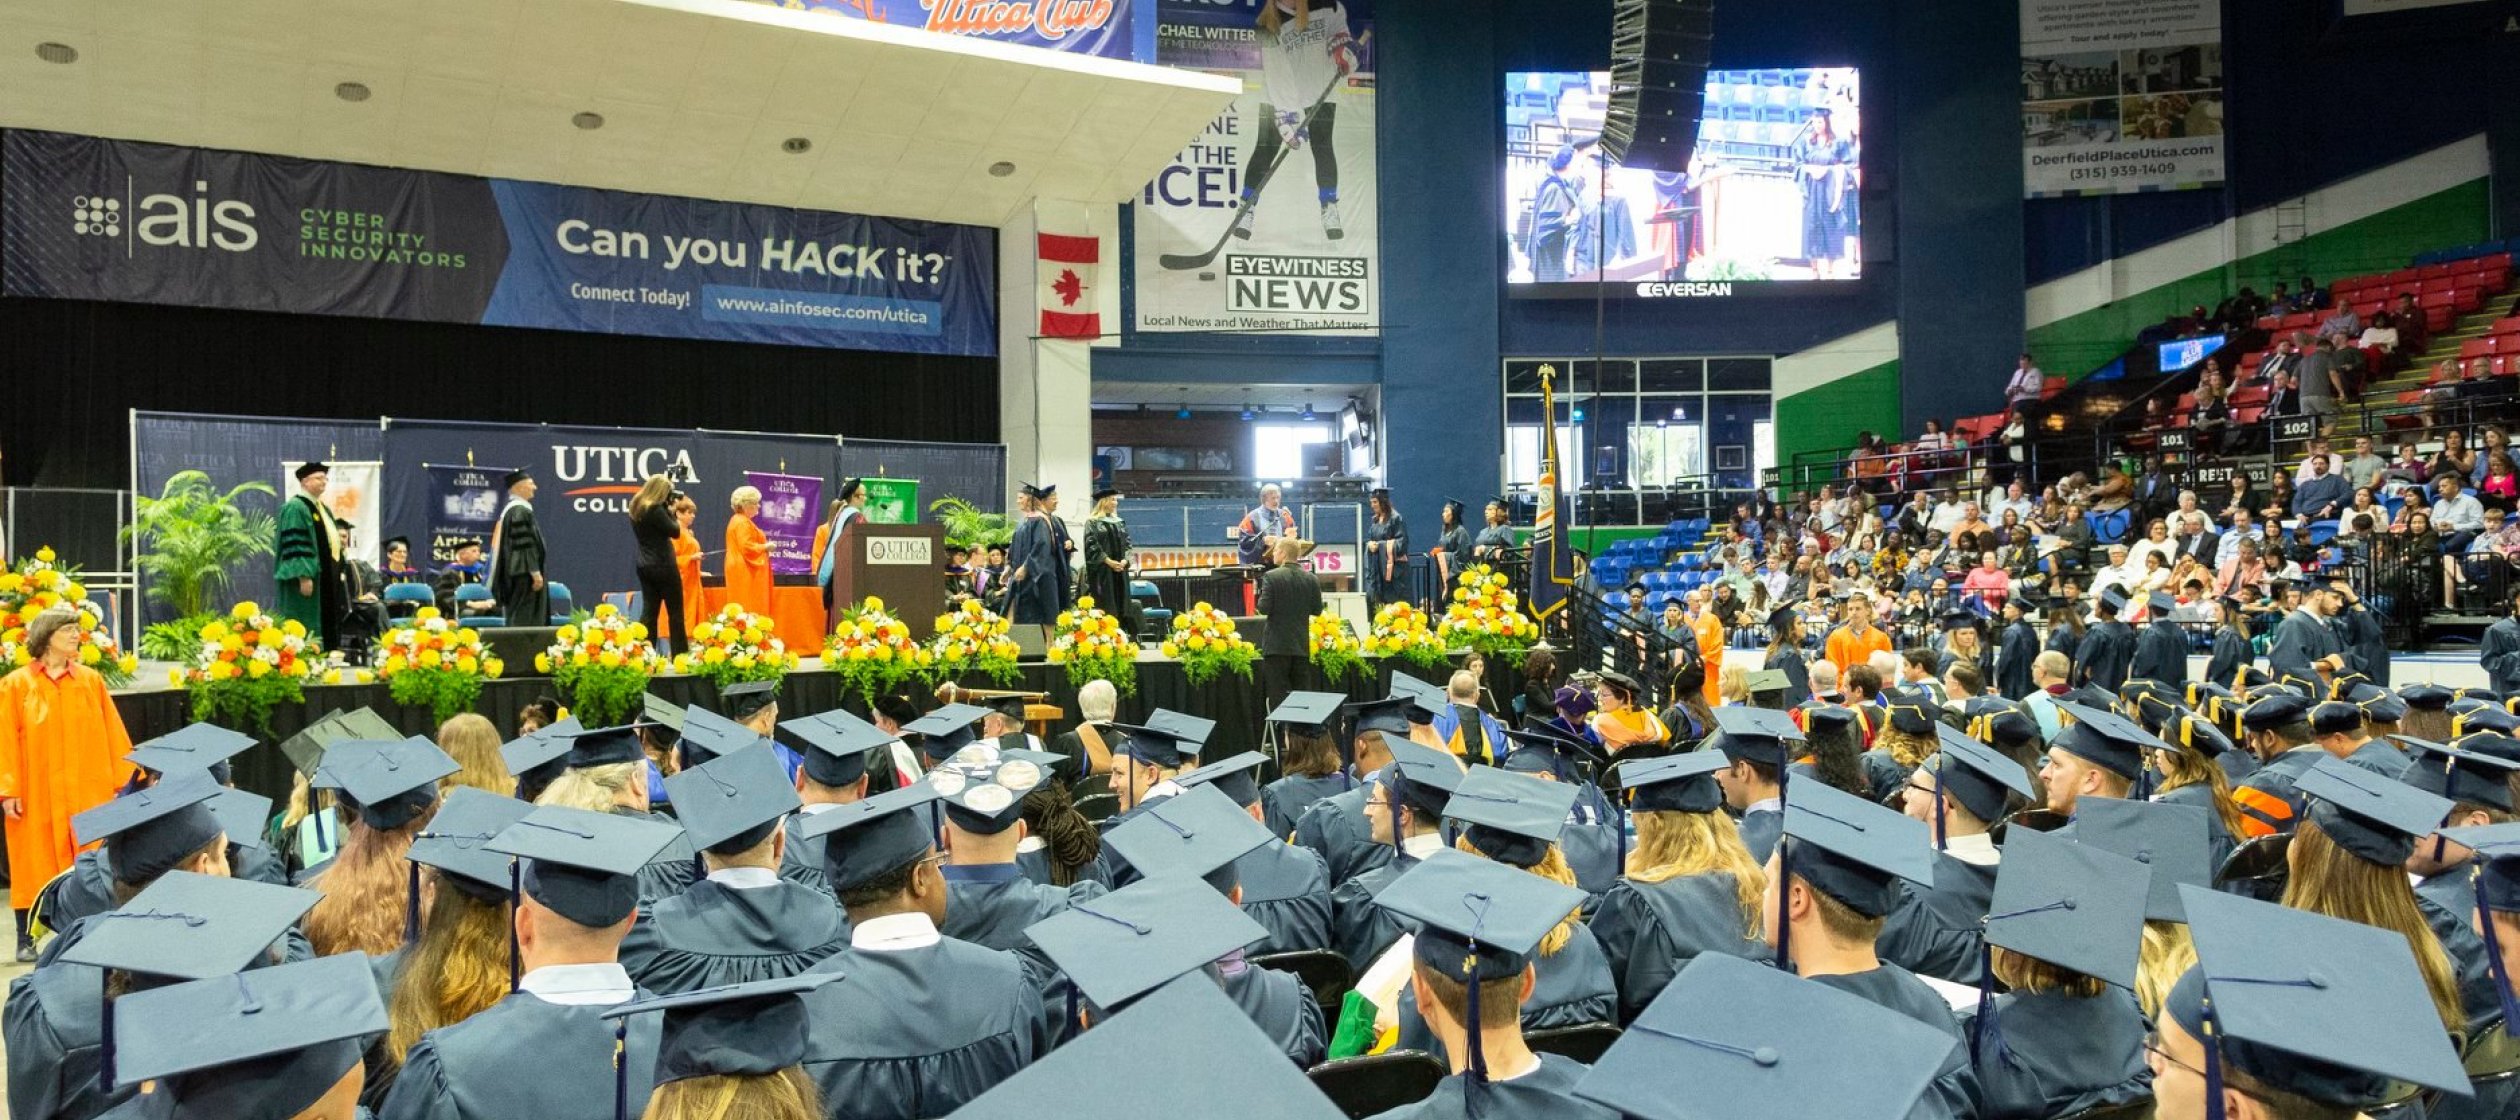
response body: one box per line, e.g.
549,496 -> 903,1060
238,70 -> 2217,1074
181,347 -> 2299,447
1131,580 -> 1171,642
383,583 -> 434,623
453,583 -> 495,619
1306,1051 -> 1446,1119
547,581 -> 574,625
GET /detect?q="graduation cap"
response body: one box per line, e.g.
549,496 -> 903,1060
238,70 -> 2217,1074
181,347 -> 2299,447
2096,586 -> 2130,615
600,972 -> 845,1089
72,769 -> 226,887
2295,756 -> 2455,866
1777,779 -> 1934,923
904,703 -> 990,760
1381,736 -> 1465,821
410,786 -> 534,904
1101,784 -> 1273,885
931,750 -> 1055,835
501,468 -> 532,490
1144,708 -> 1217,750
499,718 -> 578,795
2071,797 -> 2215,922
1024,874 -> 1268,1012
207,788 -> 272,854
1593,670 -> 1644,704
797,782 -> 942,893
122,723 -> 255,784
1708,704 -> 1806,769
781,708 -> 893,789
1980,828 -> 2147,990
2174,884 -> 2474,1106
61,870 -> 318,980
1880,688 -> 1938,737
675,706 -> 761,771
2240,691 -> 2314,732
2145,590 -> 2178,617
1020,482 -> 1056,500
1744,669 -> 1791,697
1173,751 -> 1267,809
1110,721 -> 1202,769
1940,609 -> 1980,632
2398,737 -> 2520,812
1802,705 -> 1862,743
1925,724 -> 2033,829
1576,951 -> 1959,1120
487,806 -> 683,928
1266,691 -> 1347,737
1497,724 -> 1602,782
1443,765 -> 1577,867
715,679 -> 779,721
2400,683 -> 2455,712
2307,700 -> 2365,737
1389,674 -> 1450,721
1347,695 -> 1417,739
2049,701 -> 2163,781
1619,750 -> 1729,814
2453,702 -> 2520,738
664,743 -> 801,855
2159,705 -> 2236,759
640,693 -> 686,742
947,974 -> 1345,1120
107,951 -> 384,1116
1767,603 -> 1802,633
559,723 -> 651,769
277,706 -> 401,776
1373,849 -> 1589,1085
2118,680 -> 2175,730
313,736 -> 457,829
1958,696 -> 2040,750
2344,683 -> 2409,725
293,461 -> 330,480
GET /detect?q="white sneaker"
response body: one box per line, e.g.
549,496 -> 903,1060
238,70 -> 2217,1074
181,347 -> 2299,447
1321,200 -> 1345,240
1231,206 -> 1257,240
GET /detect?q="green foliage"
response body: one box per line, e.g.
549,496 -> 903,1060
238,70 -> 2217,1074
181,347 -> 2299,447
387,667 -> 487,724
1312,643 -> 1366,685
1177,642 -> 1258,687
556,664 -> 648,727
140,613 -> 219,661
928,496 -> 1014,551
1062,652 -> 1137,697
189,674 -> 305,737
123,471 -> 277,618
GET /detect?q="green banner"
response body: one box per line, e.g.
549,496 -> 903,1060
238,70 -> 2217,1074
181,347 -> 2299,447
861,478 -> 921,525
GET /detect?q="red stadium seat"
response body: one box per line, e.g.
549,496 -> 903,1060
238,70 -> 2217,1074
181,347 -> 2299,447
2484,253 -> 2512,272
2042,376 -> 2067,396
2491,318 -> 2520,339
2231,383 -> 2270,406
2231,404 -> 2265,424
2422,276 -> 2457,293
2254,315 -> 2282,332
2456,287 -> 2486,314
2462,338 -> 2493,359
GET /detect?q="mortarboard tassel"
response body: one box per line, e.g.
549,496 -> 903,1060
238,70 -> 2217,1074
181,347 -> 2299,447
1771,834 -> 1792,973
613,1019 -> 630,1120
1460,892 -> 1493,1120
1931,764 -> 1948,853
508,860 -> 523,993
406,859 -> 421,945
97,972 -> 115,1092
1968,940 -> 2010,1070
2200,993 -> 2228,1120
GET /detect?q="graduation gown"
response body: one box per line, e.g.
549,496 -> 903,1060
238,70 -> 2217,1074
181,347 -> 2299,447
778,811 -> 836,899
2153,783 -> 2236,872
2128,621 -> 2189,687
489,500 -> 548,627
1960,988 -> 2150,1120
0,664 -> 134,910
1330,852 -> 1421,973
1396,924 -> 1618,1060
1737,807 -> 1782,864
1218,956 -> 1327,1068
1765,647 -> 1813,708
1875,853 -> 1999,986
797,939 -> 1048,1120
275,492 -> 347,646
2485,616 -> 2520,694
44,841 -> 285,930
1586,872 -> 1768,1022
1234,841 -> 1334,957
1860,750 -> 1913,804
380,989 -> 661,1120
2204,628 -> 2254,689
723,512 -> 772,615
2266,609 -> 2342,692
1293,782 -> 1393,888
1994,621 -> 2040,701
2232,747 -> 2327,838
2044,626 -> 2080,660
1810,965 -> 1979,1120
611,808 -> 699,904
1360,1052 -> 1618,1120
616,878 -> 850,993
1560,812 -> 1625,901
1081,515 -> 1132,617
1005,511 -> 1072,626
2072,620 -> 2136,694
1263,772 -> 1354,842
1363,514 -> 1409,604
940,864 -> 1102,952
2335,604 -> 2389,686
2343,738 -> 2415,781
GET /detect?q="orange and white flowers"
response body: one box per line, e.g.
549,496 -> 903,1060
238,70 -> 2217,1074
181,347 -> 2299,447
1364,600 -> 1449,669
536,604 -> 662,725
825,596 -> 928,705
0,547 -> 136,686
1308,613 -> 1366,683
177,601 -> 326,730
680,602 -> 803,688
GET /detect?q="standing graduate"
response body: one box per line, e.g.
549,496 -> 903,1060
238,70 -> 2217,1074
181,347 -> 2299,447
1005,483 -> 1073,626
2202,595 -> 2255,690
1329,737 -> 1463,972
2073,587 -> 2138,695
1362,488 -> 1409,609
814,478 -> 868,619
1876,726 -> 2034,986
723,485 -> 774,618
1586,751 -> 1773,1021
381,806 -> 678,1120
2329,576 -> 2390,687
1079,487 -> 1133,620
1962,830 -> 2152,1120
1431,499 -> 1473,592
934,749 -> 1106,953
2267,578 -> 2347,695
793,784 -> 1049,1117
275,461 -> 349,649
1992,596 -> 2040,701
1763,603 -> 1814,708
617,744 -> 849,993
1259,692 -> 1357,840
2127,590 -> 2191,690
2483,584 -> 2520,694
487,469 -> 549,627
1172,752 -> 1332,957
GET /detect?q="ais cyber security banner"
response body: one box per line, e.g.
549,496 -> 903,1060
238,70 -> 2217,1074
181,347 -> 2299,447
1131,0 -> 1378,334
2019,0 -> 2224,198
0,129 -> 996,356
419,465 -> 511,568
743,0 -> 1153,61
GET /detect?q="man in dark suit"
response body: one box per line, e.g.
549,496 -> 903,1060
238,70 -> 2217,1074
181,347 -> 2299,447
2173,510 -> 2220,567
1256,537 -> 1325,711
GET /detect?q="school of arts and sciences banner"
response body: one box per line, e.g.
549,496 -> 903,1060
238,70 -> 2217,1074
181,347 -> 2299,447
1131,0 -> 1378,334
419,465 -> 512,567
744,471 -> 825,577
2019,0 -> 2225,198
742,0 -> 1154,61
0,130 -> 996,356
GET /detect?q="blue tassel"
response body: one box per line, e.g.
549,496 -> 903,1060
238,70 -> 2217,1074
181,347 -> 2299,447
97,973 -> 115,1092
1969,941 -> 2012,1069
2202,998 -> 2228,1120
1771,835 -> 1793,972
405,860 -> 421,945
508,861 -> 523,992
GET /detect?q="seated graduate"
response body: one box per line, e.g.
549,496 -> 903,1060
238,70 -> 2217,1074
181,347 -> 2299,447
2400,742 -> 2520,1120
368,787 -> 532,1110
1330,738 -> 1465,973
2229,691 -> 2322,838
1388,764 -> 1613,1055
1588,750 -> 1772,1022
1878,725 -> 2036,986
1494,723 -> 1623,898
932,749 -> 1106,952
381,805 -> 681,1120
902,703 -> 993,777
774,708 -> 891,899
599,974 -> 841,1120
1361,850 -> 1619,1120
7,782 -> 317,1120
1084,717 -> 1209,883
1864,690 -> 1944,804
1793,705 -> 1875,800
1260,692 -> 1358,840
637,693 -> 686,816
103,949 -> 387,1120
532,723 -> 699,905
1169,751 -> 1331,957
1293,696 -> 1413,889
1961,828 -> 2152,1120
2152,887 -> 2475,1120
499,718 -> 577,806
793,782 -> 1049,1119
1013,774 -> 1106,890
1711,706 -> 1798,865
2061,798 -> 2215,1019
1391,672 -> 1456,752
2133,699 -> 2246,872
1762,778 -> 1981,1120
619,744 -> 850,993
2304,697 -> 2416,782
46,724 -> 279,928
305,737 -> 460,956
432,538 -> 491,619
1071,785 -> 1322,1067
2039,699 -> 2160,823
977,697 -> 1048,754
1579,953 -> 1967,1120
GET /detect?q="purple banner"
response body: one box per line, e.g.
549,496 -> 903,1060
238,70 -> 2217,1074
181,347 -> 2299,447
746,471 -> 824,577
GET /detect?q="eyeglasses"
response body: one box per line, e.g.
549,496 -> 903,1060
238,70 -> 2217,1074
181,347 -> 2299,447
2143,1036 -> 2209,1081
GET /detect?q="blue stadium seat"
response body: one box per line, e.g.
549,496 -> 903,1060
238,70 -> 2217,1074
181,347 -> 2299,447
546,582 -> 573,626
383,583 -> 434,624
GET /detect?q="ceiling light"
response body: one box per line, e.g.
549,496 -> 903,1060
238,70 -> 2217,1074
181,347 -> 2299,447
334,81 -> 371,102
34,42 -> 76,65
781,137 -> 812,155
572,111 -> 605,131
1240,404 -> 1255,422
988,161 -> 1017,178
1300,402 -> 1316,421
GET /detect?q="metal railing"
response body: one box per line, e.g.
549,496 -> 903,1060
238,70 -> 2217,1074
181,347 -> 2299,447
3,487 -> 136,646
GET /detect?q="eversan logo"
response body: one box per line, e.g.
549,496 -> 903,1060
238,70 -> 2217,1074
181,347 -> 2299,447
70,195 -> 121,237
79,180 -> 260,252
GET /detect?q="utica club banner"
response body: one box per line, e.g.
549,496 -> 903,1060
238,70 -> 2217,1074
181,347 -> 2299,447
744,0 -> 1154,61
1,129 -> 996,356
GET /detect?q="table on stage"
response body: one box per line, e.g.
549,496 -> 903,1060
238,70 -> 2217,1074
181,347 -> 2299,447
693,581 -> 827,645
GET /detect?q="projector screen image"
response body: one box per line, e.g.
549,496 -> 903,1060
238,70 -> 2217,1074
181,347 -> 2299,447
1505,67 -> 1862,297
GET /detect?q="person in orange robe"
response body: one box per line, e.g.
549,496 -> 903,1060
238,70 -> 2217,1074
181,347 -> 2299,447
0,607 -> 134,952
724,485 -> 773,616
673,492 -> 705,637
1689,591 -> 1726,707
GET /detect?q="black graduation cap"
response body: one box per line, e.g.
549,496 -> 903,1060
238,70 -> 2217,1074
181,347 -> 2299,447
2344,682 -> 2409,724
1347,695 -> 1416,738
1981,828 -> 2147,990
313,736 -> 457,829
600,972 -> 845,1087
1768,602 -> 1801,633
640,693 -> 686,741
2173,885 -> 2474,1104
293,461 -> 329,480
797,782 -> 942,893
2452,703 -> 2520,738
207,788 -> 272,854
2118,680 -> 2175,729
2240,691 -> 2313,732
1958,696 -> 2040,750
782,708 -> 893,788
1173,751 -> 1267,809
107,950 -> 384,1114
122,723 -> 255,781
2295,756 -> 2455,865
72,769 -> 226,887
1265,691 -> 1347,736
1443,764 -> 1576,867
676,705 -> 762,771
1777,779 -> 1934,920
1708,704 -> 1806,769
487,806 -> 683,928
1101,784 -> 1273,883
1576,952 -> 1960,1120
277,707 -> 401,777
1110,721 -> 1202,769
1619,750 -> 1729,814
2049,701 -> 2162,781
2070,797 -> 2215,923
904,703 -> 990,760
559,723 -> 650,769
1020,482 -> 1056,500
2400,683 -> 2455,711
2398,737 -> 2520,812
664,743 -> 801,854
932,750 -> 1056,835
2159,705 -> 2236,759
1880,688 -> 1938,736
2307,700 -> 2364,736
410,786 -> 534,902
1940,609 -> 1979,632
716,679 -> 780,721
1802,705 -> 1861,742
1926,724 -> 2033,825
1024,874 -> 1268,1012
60,870 -> 319,980
947,974 -> 1346,1120
1497,724 -> 1602,780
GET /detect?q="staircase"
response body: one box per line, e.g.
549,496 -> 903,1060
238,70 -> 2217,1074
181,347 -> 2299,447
2333,285 -> 2520,435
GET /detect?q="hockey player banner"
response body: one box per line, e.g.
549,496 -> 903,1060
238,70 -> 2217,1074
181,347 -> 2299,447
1131,0 -> 1378,335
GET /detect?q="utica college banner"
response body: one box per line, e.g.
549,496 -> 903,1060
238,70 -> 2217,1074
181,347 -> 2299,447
0,129 -> 997,356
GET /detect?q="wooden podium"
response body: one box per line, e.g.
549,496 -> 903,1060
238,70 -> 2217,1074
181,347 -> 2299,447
831,522 -> 947,630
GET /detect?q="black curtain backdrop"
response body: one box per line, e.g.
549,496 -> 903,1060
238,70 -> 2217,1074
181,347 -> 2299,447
0,295 -> 999,488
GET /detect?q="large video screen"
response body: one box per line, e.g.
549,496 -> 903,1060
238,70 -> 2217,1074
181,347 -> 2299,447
1505,68 -> 1862,298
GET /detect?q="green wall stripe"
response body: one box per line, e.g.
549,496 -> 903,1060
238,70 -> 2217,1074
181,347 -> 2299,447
1775,359 -> 1901,488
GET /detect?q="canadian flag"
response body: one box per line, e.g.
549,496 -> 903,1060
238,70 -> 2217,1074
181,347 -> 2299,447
1037,231 -> 1100,339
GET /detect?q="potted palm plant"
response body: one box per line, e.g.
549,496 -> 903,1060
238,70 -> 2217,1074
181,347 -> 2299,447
928,496 -> 1014,551
122,470 -> 277,636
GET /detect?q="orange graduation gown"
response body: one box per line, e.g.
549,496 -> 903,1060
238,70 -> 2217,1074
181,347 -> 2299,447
725,513 -> 773,615
0,662 -> 135,908
675,528 -> 705,635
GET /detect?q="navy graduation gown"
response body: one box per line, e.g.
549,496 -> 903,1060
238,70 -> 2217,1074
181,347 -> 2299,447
1264,773 -> 1354,842
1396,924 -> 1619,1060
941,865 -> 1102,952
2485,616 -> 2520,694
1012,844 -> 1110,889
2342,738 -> 2414,781
1737,808 -> 1782,864
2267,609 -> 2342,690
2153,783 -> 2236,872
797,939 -> 1048,1120
1994,621 -> 2040,701
1005,513 -> 1072,626
2233,748 -> 2326,837
1875,853 -> 1999,986
2419,888 -> 2520,1120
2204,629 -> 2254,689
1764,647 -> 1813,708
1810,964 -> 1979,1120
380,990 -> 661,1120
2217,749 -> 2260,784
611,807 -> 698,904
1330,853 -> 1420,973
1559,816 -> 1624,902
1959,988 -> 2149,1120
1860,750 -> 1912,803
1587,872 -> 1768,1022
2129,621 -> 2189,687
2073,620 -> 2136,693
1234,841 -> 1334,957
1294,784 -> 1393,888
617,879 -> 851,994
1360,1052 -> 1618,1120
778,813 -> 836,899
1217,956 -> 1326,1068
2336,605 -> 2388,686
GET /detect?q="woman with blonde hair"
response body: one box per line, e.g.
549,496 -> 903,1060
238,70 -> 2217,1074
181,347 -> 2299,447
724,484 -> 772,616
605,976 -> 829,1120
1587,751 -> 1770,1019
434,713 -> 513,797
1715,661 -> 1750,706
2141,704 -> 2243,870
367,787 -> 530,1110
1966,831 -> 2150,1120
303,739 -> 455,958
1861,692 -> 1942,803
536,725 -> 697,903
2283,762 -> 2483,1050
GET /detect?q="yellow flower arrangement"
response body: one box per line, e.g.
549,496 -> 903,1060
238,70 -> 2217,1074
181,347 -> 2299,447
1364,600 -> 1449,670
824,596 -> 926,705
1047,595 -> 1137,695
540,604 -> 662,725
375,607 -> 504,721
175,601 -> 324,732
678,602 -> 802,693
1160,601 -> 1258,686
926,598 -> 1022,688
0,548 -> 136,687
1437,564 -> 1540,664
1308,613 -> 1367,684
